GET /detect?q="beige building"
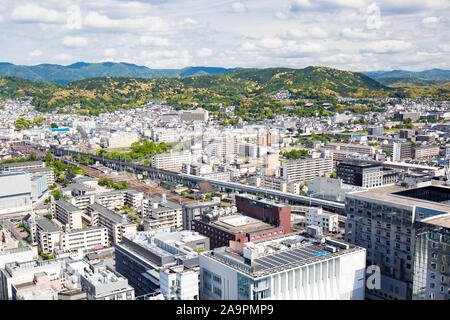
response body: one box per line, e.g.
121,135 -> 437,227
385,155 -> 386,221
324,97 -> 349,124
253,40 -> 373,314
53,200 -> 83,230
87,203 -> 136,244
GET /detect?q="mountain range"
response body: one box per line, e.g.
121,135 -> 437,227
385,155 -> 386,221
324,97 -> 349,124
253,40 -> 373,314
0,62 -> 239,84
0,62 -> 448,86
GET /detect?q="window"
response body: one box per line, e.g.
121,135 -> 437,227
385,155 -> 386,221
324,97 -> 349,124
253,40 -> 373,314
213,286 -> 221,296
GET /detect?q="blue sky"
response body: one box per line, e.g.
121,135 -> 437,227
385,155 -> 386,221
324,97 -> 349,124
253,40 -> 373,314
0,0 -> 448,71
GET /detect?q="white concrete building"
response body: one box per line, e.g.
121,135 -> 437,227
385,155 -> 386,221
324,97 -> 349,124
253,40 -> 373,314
159,265 -> 199,300
199,234 -> 366,300
305,207 -> 339,233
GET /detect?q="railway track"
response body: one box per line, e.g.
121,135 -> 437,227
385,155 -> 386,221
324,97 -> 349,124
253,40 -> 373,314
79,164 -> 198,205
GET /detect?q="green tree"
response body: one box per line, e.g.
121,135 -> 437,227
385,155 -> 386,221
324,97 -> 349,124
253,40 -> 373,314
15,117 -> 31,130
51,189 -> 61,201
45,151 -> 53,164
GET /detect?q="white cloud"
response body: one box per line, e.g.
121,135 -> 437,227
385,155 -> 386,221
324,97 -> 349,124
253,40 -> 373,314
29,49 -> 43,57
422,16 -> 442,28
62,36 -> 88,48
11,3 -> 65,23
230,2 -> 248,13
140,36 -> 171,46
361,40 -> 412,53
104,48 -> 117,56
340,27 -> 376,39
259,38 -> 284,49
84,11 -> 165,31
197,48 -> 213,57
52,53 -> 72,61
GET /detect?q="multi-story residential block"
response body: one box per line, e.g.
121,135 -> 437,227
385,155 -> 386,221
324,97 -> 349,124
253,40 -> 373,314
87,203 -> 136,245
386,142 -> 412,161
151,151 -> 193,172
281,157 -> 333,183
32,218 -> 109,254
345,183 -> 450,300
114,229 -> 209,297
324,143 -> 375,155
143,195 -> 182,230
250,175 -> 300,195
337,159 -> 383,189
305,207 -> 339,233
53,200 -> 83,230
199,233 -> 366,300
413,145 -> 440,160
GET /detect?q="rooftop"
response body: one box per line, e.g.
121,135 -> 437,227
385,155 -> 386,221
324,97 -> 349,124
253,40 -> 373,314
205,233 -> 363,278
55,200 -> 83,213
350,184 -> 450,214
88,203 -> 123,224
36,218 -> 60,233
209,214 -> 277,234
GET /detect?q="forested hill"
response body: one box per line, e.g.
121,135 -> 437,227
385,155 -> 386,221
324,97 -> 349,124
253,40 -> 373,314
0,66 -> 448,118
0,62 -> 238,84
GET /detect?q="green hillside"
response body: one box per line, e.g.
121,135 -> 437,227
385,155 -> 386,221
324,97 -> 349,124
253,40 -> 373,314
0,66 -> 448,120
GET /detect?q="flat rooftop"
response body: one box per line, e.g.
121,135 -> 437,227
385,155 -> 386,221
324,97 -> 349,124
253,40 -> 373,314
422,214 -> 450,228
211,214 -> 278,234
88,203 -> 123,224
55,200 -> 82,212
36,218 -> 60,233
351,184 -> 450,213
206,233 -> 363,278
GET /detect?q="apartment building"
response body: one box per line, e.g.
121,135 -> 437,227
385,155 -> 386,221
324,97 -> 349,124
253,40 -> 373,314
413,145 -> 440,160
87,203 -> 136,245
143,195 -> 182,230
53,200 -> 83,230
0,258 -> 84,300
151,151 -> 192,172
250,175 -> 300,195
324,143 -> 375,155
199,233 -> 366,300
305,207 -> 339,233
281,157 -> 333,183
32,218 -> 108,254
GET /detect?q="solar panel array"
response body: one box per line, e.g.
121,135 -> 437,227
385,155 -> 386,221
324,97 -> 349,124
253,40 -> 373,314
254,245 -> 327,271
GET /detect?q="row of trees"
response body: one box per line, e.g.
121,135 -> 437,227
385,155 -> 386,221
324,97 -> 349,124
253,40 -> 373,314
15,116 -> 45,130
98,177 -> 128,190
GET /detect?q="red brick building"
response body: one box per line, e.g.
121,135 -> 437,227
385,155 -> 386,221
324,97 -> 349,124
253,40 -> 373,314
235,194 -> 291,234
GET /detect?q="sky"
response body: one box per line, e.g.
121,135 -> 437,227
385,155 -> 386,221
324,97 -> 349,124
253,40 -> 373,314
0,0 -> 449,71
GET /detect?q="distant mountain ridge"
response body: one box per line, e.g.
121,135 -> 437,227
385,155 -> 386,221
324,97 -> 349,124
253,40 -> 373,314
0,62 -> 240,84
363,68 -> 450,81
